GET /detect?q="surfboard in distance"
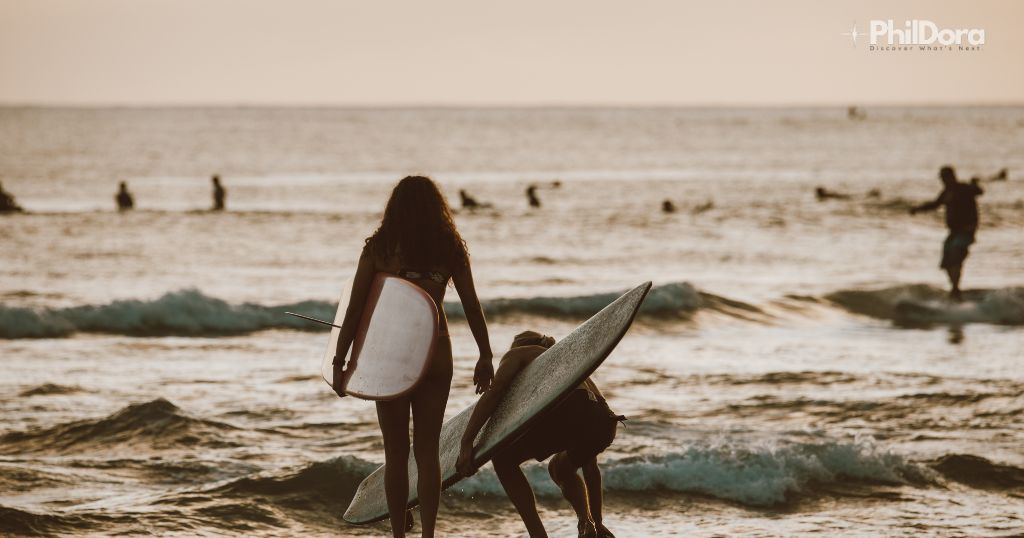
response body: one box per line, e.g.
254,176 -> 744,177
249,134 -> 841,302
343,281 -> 652,524
322,273 -> 439,400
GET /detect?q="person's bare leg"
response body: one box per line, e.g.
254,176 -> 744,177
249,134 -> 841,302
581,458 -> 614,537
548,453 -> 595,537
581,459 -> 604,527
946,265 -> 963,301
410,343 -> 452,538
493,457 -> 547,537
377,398 -> 411,538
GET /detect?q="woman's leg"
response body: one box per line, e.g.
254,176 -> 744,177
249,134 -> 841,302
377,397 -> 412,538
410,338 -> 453,537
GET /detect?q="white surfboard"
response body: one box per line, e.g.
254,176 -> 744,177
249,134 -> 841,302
343,281 -> 652,524
321,273 -> 439,400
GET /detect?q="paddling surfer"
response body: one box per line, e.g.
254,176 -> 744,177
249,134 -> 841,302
116,181 -> 134,210
910,165 -> 983,301
456,331 -> 622,538
0,182 -> 24,213
332,175 -> 493,538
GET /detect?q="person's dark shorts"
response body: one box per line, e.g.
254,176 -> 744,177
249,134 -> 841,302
497,389 -> 621,467
941,229 -> 975,270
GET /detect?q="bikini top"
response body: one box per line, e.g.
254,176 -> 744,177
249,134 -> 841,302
397,268 -> 449,285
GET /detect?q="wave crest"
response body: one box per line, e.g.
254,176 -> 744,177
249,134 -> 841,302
0,398 -> 238,453
451,438 -> 931,506
930,454 -> 1024,489
0,282 -> 726,339
826,284 -> 1024,326
447,281 -> 704,320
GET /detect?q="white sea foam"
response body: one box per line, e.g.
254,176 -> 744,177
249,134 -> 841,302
0,282 -> 709,338
450,438 -> 930,506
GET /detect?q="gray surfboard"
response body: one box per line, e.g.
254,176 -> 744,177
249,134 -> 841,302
343,281 -> 652,524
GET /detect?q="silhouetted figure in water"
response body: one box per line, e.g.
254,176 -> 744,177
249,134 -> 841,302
0,182 -> 23,213
815,186 -> 851,201
457,331 -> 621,538
116,181 -> 134,211
847,106 -> 866,120
661,199 -> 676,213
910,165 -> 983,301
460,189 -> 480,209
551,180 -> 562,188
866,188 -> 882,199
526,184 -> 541,208
692,200 -> 714,214
211,175 -> 226,211
459,189 -> 492,210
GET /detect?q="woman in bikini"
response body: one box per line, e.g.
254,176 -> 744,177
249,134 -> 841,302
333,176 -> 493,537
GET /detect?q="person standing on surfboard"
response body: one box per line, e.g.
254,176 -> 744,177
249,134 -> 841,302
910,165 -> 984,301
211,174 -> 226,211
456,331 -> 622,538
332,175 -> 493,538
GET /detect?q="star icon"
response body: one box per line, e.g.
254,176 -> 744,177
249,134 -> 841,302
841,22 -> 862,47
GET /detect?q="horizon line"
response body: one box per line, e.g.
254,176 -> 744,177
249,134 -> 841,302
2,100 -> 1023,109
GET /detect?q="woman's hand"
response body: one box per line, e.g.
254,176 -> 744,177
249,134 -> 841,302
473,355 -> 494,394
456,443 -> 477,478
332,360 -> 347,398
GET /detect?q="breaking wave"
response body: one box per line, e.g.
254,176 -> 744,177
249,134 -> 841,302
447,281 -> 705,320
0,282 -> 760,339
0,398 -> 239,453
0,289 -> 333,338
451,438 -> 931,506
826,284 -> 1024,326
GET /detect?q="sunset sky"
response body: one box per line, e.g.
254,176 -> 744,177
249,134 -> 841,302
1,0 -> 1021,106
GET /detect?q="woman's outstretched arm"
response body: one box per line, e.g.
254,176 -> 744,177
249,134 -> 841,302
452,261 -> 493,393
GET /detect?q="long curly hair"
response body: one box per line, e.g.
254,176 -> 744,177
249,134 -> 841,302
365,176 -> 468,270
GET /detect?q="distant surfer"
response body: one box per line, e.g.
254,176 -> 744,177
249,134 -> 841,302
460,189 -> 480,209
211,175 -> 226,211
815,186 -> 851,201
459,189 -> 491,210
116,181 -> 134,211
692,200 -> 714,214
910,165 -> 983,301
526,184 -> 541,208
661,199 -> 676,213
0,182 -> 24,213
332,175 -> 493,537
457,331 -> 622,538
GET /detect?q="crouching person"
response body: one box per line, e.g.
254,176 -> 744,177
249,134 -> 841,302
456,331 -> 623,538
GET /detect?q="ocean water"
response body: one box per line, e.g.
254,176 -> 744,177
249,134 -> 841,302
1,106 -> 1023,537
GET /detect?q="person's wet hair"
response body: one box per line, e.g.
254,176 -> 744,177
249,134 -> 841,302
366,175 -> 468,270
511,330 -> 555,349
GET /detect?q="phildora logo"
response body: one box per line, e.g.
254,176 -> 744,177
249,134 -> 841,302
843,20 -> 985,52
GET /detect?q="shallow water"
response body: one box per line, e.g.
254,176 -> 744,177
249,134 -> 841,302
1,106 -> 1023,536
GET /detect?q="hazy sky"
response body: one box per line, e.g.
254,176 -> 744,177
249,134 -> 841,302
1,0 -> 1021,106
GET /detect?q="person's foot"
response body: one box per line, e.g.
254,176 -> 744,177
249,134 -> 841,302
578,518 -> 597,538
404,509 -> 414,532
950,288 -> 963,302
595,523 -> 616,538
